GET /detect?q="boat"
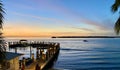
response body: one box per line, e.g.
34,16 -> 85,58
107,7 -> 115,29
19,39 -> 28,47
52,36 -> 56,38
83,40 -> 88,42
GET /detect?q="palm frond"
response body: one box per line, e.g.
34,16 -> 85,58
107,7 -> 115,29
0,0 -> 5,68
111,4 -> 118,13
114,17 -> 120,35
111,0 -> 120,13
0,0 -> 5,29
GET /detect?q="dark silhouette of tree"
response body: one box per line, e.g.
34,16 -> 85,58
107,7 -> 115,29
111,0 -> 120,35
0,0 -> 6,69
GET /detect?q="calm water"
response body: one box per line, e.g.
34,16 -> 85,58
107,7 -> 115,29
5,37 -> 120,70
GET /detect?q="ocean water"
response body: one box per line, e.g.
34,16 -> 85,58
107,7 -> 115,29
5,37 -> 120,70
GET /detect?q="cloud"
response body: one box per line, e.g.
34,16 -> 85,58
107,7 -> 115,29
31,0 -> 111,31
8,11 -> 75,27
8,11 -> 114,36
6,0 -> 110,32
78,18 -> 109,30
70,26 -> 94,32
5,0 -> 36,10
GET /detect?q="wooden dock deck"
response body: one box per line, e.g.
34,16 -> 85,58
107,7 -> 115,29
8,41 -> 60,70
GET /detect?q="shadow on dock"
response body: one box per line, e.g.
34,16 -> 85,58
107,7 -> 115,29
42,47 -> 60,70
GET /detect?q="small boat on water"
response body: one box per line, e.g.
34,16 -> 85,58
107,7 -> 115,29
19,39 -> 27,42
19,39 -> 28,47
52,36 -> 56,38
83,40 -> 88,42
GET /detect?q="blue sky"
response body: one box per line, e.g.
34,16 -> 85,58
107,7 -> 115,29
2,0 -> 119,37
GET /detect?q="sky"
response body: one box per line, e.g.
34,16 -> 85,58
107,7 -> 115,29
2,0 -> 119,37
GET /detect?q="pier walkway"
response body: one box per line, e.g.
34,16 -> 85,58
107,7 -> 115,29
8,41 -> 60,70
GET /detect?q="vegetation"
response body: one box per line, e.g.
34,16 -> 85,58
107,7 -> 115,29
111,0 -> 120,35
0,0 -> 6,69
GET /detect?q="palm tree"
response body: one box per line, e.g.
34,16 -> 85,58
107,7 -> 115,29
111,0 -> 120,35
0,0 -> 6,69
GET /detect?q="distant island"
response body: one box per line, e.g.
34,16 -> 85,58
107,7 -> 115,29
51,36 -> 120,38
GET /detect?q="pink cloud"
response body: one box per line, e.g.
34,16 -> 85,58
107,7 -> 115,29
31,0 -> 110,31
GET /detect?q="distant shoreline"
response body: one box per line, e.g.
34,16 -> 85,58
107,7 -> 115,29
51,36 -> 120,38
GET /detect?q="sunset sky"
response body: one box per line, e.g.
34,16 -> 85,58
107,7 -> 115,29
2,0 -> 119,37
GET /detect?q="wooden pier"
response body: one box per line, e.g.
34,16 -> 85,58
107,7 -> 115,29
8,41 -> 60,70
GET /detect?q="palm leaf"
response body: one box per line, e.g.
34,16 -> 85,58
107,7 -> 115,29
111,0 -> 120,35
0,0 -> 5,69
114,17 -> 120,35
0,1 -> 5,29
111,0 -> 120,13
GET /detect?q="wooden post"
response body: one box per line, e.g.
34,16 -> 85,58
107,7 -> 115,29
36,48 -> 39,60
22,57 -> 26,69
30,46 -> 32,58
15,47 -> 17,53
46,51 -> 49,61
40,48 -> 42,58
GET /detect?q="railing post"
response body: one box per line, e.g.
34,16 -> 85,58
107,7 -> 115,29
30,46 -> 32,58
